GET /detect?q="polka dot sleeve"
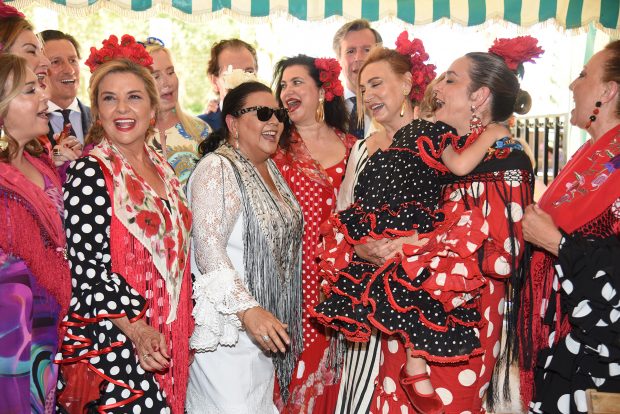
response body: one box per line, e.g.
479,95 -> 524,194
63,157 -> 146,321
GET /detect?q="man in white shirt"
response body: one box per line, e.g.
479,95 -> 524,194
40,30 -> 92,146
333,19 -> 382,139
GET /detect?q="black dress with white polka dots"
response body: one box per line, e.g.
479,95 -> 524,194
56,158 -> 169,413
312,119 -> 483,362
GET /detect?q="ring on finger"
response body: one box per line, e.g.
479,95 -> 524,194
53,148 -> 61,156
143,353 -> 150,359
262,334 -> 270,342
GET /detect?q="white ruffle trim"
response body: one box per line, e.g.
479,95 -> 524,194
190,268 -> 259,351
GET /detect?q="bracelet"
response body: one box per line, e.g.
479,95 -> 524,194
239,306 -> 256,327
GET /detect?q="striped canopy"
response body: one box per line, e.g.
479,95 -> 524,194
11,0 -> 620,32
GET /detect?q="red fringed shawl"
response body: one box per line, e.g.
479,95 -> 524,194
104,164 -> 193,414
0,153 -> 71,316
520,124 -> 620,406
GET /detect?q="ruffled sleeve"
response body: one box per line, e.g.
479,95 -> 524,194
187,154 -> 260,351
59,158 -> 147,360
65,158 -> 146,319
557,226 -> 620,352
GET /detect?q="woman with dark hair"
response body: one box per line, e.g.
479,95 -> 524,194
271,54 -> 356,413
313,35 -> 539,413
0,53 -> 71,413
186,81 -> 303,413
55,35 -> 193,414
391,44 -> 536,414
520,40 -> 620,414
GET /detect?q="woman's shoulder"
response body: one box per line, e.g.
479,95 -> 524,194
67,156 -> 102,175
192,152 -> 235,176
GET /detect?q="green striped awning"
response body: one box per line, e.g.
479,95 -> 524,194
11,0 -> 620,31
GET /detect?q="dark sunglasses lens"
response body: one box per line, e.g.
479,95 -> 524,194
256,107 -> 272,122
255,107 -> 287,122
274,109 -> 287,122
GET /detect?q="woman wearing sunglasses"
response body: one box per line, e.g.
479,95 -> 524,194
186,81 -> 303,413
271,55 -> 356,413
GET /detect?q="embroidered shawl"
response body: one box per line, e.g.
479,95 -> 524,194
539,123 -> 620,233
89,138 -> 192,323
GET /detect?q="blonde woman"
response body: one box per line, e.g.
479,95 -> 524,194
143,38 -> 210,186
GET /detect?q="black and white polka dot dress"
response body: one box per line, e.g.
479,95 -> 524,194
311,119 -> 483,362
56,158 -> 169,413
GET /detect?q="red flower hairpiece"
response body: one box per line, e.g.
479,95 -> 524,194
314,58 -> 344,102
488,35 -> 544,77
0,1 -> 25,20
85,34 -> 153,73
395,31 -> 437,103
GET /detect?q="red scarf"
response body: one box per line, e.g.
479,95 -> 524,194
538,123 -> 620,231
0,153 -> 71,314
520,123 -> 620,406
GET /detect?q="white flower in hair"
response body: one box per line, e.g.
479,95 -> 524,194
221,65 -> 257,90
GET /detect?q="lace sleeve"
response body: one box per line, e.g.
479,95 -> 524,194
188,154 -> 259,351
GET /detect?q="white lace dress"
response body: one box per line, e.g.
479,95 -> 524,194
185,154 -> 278,414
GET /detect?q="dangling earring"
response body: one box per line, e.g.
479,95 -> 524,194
400,90 -> 408,117
316,90 -> 325,123
234,129 -> 240,150
469,105 -> 483,134
149,118 -> 156,127
0,130 -> 8,152
0,119 -> 7,152
585,101 -> 602,128
95,118 -> 102,126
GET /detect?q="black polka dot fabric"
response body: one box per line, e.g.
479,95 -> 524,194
312,120 -> 482,361
56,157 -> 169,413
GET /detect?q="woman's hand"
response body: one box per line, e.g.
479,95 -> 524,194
354,238 -> 397,265
51,134 -> 82,166
125,319 -> 170,372
523,204 -> 562,256
384,233 -> 429,261
355,234 -> 427,264
240,306 -> 290,353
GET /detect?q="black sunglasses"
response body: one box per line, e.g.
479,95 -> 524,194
232,106 -> 288,123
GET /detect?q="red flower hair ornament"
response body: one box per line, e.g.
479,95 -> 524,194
488,35 -> 544,78
395,31 -> 436,103
0,1 -> 25,20
314,58 -> 344,102
85,34 -> 153,73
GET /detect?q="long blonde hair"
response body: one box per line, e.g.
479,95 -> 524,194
144,44 -> 207,140
0,54 -> 43,161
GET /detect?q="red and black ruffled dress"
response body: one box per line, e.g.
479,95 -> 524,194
310,119 -> 487,363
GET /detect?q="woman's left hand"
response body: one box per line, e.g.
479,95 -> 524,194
128,319 -> 170,372
51,135 -> 82,166
523,204 -> 562,256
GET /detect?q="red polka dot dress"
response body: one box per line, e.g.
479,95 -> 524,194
367,136 -> 534,414
273,127 -> 356,413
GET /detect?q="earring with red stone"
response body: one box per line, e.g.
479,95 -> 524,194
585,101 -> 602,128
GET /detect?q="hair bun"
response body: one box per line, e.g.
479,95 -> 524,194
514,89 -> 531,115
